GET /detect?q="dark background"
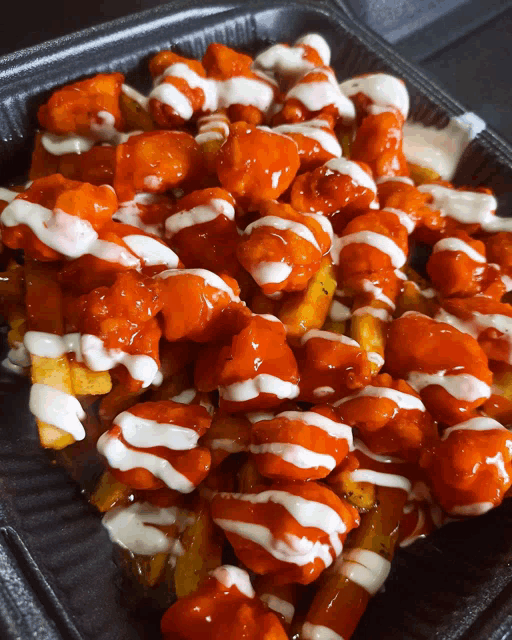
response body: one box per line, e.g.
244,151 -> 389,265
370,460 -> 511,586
1,0 -> 512,141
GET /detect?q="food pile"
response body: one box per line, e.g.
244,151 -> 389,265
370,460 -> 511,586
1,32 -> 512,640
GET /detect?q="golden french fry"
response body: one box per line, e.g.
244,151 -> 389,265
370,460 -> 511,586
121,548 -> 170,589
336,123 -> 354,159
395,280 -> 433,317
119,93 -> 154,132
328,467 -> 376,511
202,412 -> 250,467
279,257 -> 337,340
25,260 -> 82,449
90,470 -> 133,513
407,162 -> 441,186
322,318 -> 347,335
70,361 -> 112,396
351,312 -> 385,375
304,485 -> 408,639
237,458 -> 267,493
174,498 -> 224,598
404,266 -> 430,290
30,355 -> 76,449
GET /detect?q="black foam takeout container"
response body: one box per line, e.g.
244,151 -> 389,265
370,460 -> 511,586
2,0 -> 512,638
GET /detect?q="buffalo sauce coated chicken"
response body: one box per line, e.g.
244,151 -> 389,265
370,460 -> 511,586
4,31 -> 512,640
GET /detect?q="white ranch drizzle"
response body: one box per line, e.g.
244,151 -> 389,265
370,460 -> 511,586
362,280 -> 396,310
335,385 -> 425,411
272,121 -> 342,157
339,73 -> 409,120
302,622 -> 344,640
349,469 -> 411,493
250,262 -> 293,286
399,505 -> 426,547
122,235 -> 180,268
324,157 -> 378,198
217,489 -> 347,543
352,306 -> 391,322
102,502 -> 189,555
1,200 -> 98,258
29,383 -> 85,440
211,565 -> 255,598
340,548 -> 391,595
260,593 -> 295,624
450,502 -> 494,516
0,187 -> 18,203
244,216 -> 321,251
441,416 -> 506,440
382,207 -> 416,234
272,410 -> 353,443
432,237 -> 486,263
40,132 -> 96,155
435,308 -> 512,363
301,329 -> 360,349
295,34 -> 331,65
417,184 -> 510,231
165,198 -> 235,237
328,299 -> 352,322
331,231 -> 406,268
376,175 -> 414,186
253,44 -> 317,78
249,442 -> 337,471
354,439 -> 405,464
121,84 -> 149,110
81,334 -> 159,388
219,374 -> 300,403
402,114 -> 486,181
97,432 -> 194,493
407,371 -> 491,402
209,438 -> 247,453
115,410 -> 200,451
214,519 -> 334,567
87,239 -> 141,268
286,69 -> 355,122
216,76 -> 275,113
157,267 -> 239,302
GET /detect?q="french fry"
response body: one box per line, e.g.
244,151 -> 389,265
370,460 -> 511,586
70,361 -> 112,396
237,457 -> 268,493
350,311 -> 386,375
201,412 -> 251,467
174,497 -> 224,598
322,318 -> 347,334
407,162 -> 441,186
303,485 -> 408,639
336,123 -> 355,159
395,280 -> 433,317
121,548 -> 171,589
328,465 -> 376,511
30,354 -> 76,449
256,577 -> 298,631
25,260 -> 78,449
279,257 -> 337,340
483,365 -> 512,424
119,93 -> 155,132
90,470 -> 133,512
